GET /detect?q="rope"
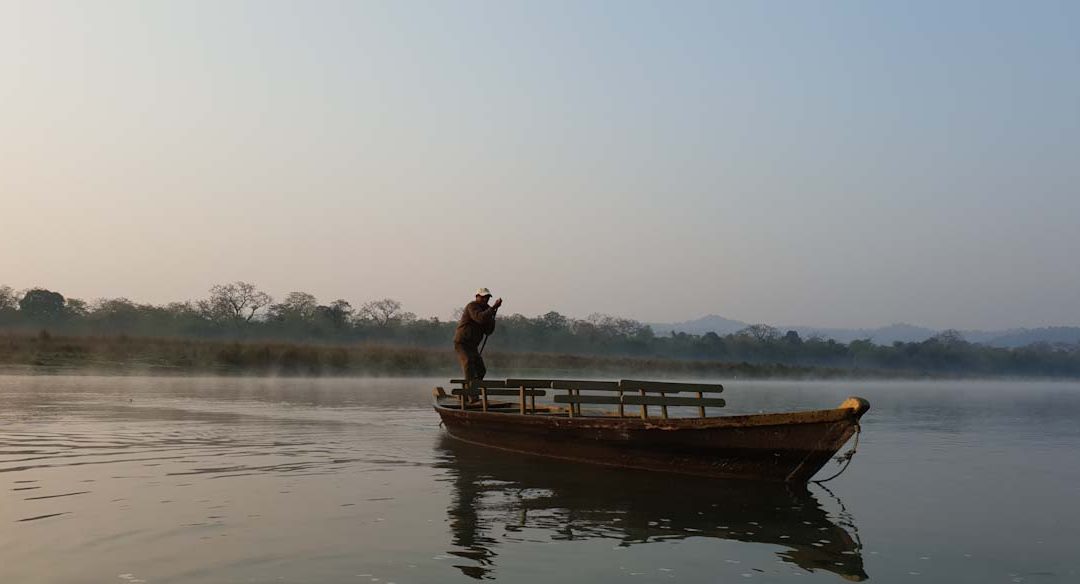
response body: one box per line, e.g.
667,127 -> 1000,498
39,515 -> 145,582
812,423 -> 861,484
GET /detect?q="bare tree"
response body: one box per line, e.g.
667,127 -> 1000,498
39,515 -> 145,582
358,298 -> 415,327
737,324 -> 781,343
197,282 -> 272,323
0,285 -> 18,312
930,329 -> 966,347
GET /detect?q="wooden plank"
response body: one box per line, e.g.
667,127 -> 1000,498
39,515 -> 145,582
552,380 -> 691,393
475,380 -> 512,389
453,378 -> 722,392
450,379 -> 511,389
550,380 -> 622,391
553,395 -> 623,405
452,388 -> 546,397
622,395 -> 727,407
491,388 -> 547,397
505,378 -> 559,387
519,393 -> 726,407
619,379 -> 724,393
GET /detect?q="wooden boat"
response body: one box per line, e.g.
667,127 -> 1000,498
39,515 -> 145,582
433,378 -> 869,483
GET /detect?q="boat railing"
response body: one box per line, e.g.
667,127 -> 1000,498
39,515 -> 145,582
446,378 -> 725,419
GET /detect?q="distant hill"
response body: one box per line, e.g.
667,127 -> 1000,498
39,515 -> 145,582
979,327 -> 1080,348
650,314 -> 748,336
787,323 -> 937,344
651,315 -> 1080,348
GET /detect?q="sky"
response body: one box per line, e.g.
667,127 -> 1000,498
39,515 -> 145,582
1,0 -> 1078,330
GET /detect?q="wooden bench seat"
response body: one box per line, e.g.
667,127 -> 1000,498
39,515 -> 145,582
619,379 -> 724,393
452,388 -> 547,397
448,378 -> 726,419
552,394 -> 622,405
553,393 -> 726,417
450,379 -> 512,388
621,395 -> 726,408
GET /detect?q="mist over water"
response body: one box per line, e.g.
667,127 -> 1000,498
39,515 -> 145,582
1,375 -> 1078,583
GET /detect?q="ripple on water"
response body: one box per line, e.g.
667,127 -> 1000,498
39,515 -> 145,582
16,512 -> 72,522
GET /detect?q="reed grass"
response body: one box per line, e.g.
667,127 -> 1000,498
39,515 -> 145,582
0,332 -> 872,379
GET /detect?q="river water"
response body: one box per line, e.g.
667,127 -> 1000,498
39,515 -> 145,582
1,375 -> 1077,583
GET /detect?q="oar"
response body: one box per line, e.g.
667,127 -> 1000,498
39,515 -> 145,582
479,299 -> 499,356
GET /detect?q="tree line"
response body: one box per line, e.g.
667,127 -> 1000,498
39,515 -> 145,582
2,282 -> 1079,377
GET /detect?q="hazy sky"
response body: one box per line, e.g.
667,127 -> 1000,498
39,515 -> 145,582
2,1 -> 1077,329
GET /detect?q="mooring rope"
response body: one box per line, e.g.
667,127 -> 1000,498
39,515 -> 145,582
812,423 -> 861,484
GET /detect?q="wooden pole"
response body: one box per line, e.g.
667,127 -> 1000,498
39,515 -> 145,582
660,392 -> 669,419
481,387 -> 488,412
640,389 -> 648,419
567,389 -> 574,418
697,391 -> 706,418
519,386 -> 526,415
530,392 -> 536,414
617,389 -> 624,418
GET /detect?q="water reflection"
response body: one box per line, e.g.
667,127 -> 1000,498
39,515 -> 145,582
436,436 -> 868,581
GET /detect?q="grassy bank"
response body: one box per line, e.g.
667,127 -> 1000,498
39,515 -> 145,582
0,332 -> 884,379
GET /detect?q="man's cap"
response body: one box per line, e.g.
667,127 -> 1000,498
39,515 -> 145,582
475,287 -> 492,297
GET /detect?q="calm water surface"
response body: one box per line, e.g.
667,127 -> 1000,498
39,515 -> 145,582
1,375 -> 1078,583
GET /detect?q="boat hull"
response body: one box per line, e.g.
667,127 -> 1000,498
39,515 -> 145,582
434,397 -> 868,483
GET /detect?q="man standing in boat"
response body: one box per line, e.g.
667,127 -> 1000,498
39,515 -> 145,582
454,288 -> 502,384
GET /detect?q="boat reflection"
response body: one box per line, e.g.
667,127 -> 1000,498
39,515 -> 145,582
436,436 -> 868,581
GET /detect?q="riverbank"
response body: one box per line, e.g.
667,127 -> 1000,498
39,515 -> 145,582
0,332 -> 896,379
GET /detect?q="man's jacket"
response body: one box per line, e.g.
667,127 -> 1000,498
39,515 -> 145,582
454,301 -> 498,347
